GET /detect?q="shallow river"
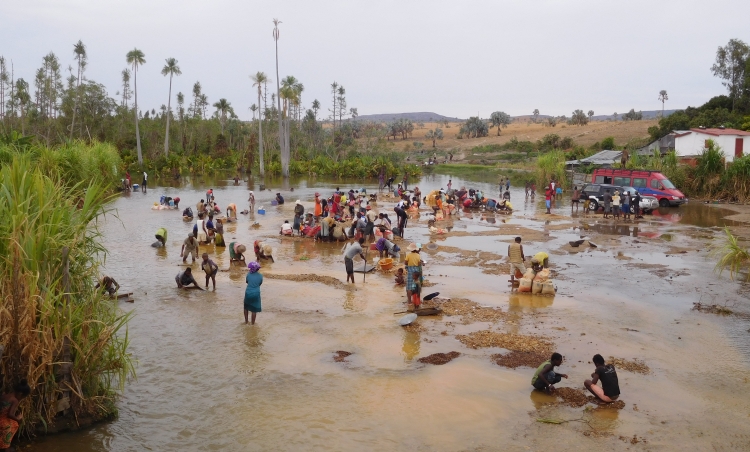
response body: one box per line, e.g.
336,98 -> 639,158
27,174 -> 750,451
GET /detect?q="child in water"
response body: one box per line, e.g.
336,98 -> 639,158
394,268 -> 405,285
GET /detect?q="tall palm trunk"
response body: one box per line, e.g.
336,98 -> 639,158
258,88 -> 264,176
69,62 -> 81,140
164,74 -> 173,157
275,38 -> 287,177
134,69 -> 143,164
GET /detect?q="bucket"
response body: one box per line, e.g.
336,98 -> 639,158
379,258 -> 394,271
271,200 -> 278,206
258,208 -> 265,215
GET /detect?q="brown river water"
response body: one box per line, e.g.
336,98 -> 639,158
26,174 -> 750,451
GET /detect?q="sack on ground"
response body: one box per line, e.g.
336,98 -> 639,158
534,268 -> 550,281
518,278 -> 533,293
541,280 -> 556,295
532,279 -> 543,294
523,268 -> 536,280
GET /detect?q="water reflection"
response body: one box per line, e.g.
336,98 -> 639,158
580,222 -> 640,238
508,294 -> 554,310
402,330 -> 420,362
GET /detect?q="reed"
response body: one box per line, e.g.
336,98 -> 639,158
714,228 -> 750,281
535,151 -> 567,189
0,157 -> 133,436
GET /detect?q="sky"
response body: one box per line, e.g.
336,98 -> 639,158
2,0 -> 749,121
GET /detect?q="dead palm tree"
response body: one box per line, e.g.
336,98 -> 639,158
126,48 -> 146,164
69,40 -> 87,139
250,71 -> 268,176
161,58 -> 181,157
272,18 -> 289,177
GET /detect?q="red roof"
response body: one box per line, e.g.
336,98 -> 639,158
689,128 -> 750,136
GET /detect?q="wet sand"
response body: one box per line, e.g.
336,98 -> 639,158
25,176 -> 750,451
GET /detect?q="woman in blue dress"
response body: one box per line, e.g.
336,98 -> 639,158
244,261 -> 263,325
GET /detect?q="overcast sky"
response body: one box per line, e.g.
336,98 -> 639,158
2,0 -> 749,120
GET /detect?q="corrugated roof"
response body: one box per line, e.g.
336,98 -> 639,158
689,128 -> 750,137
565,150 -> 622,166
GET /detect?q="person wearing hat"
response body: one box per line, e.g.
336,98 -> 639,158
314,192 -> 322,218
229,242 -> 247,264
343,237 -> 366,284
244,261 -> 263,325
405,243 -> 424,307
181,232 -> 199,263
293,200 -> 304,235
254,240 -> 274,263
612,190 -> 621,220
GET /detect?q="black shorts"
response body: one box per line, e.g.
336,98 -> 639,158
142,180 -> 147,187
345,257 -> 354,275
572,199 -> 579,203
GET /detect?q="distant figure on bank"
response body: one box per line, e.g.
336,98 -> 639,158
244,261 -> 263,325
201,253 -> 219,290
544,187 -> 552,214
508,236 -> 526,284
532,352 -> 568,393
584,354 -> 620,403
571,186 -> 580,213
141,171 -> 148,193
153,228 -> 168,247
229,242 -> 247,264
95,276 -> 120,296
181,233 -> 198,263
0,379 -> 32,450
248,191 -> 255,211
175,267 -> 203,289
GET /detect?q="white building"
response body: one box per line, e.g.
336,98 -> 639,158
674,127 -> 750,163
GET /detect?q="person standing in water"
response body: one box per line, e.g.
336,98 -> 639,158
244,261 -> 263,325
0,379 -> 31,451
181,232 -> 199,263
584,354 -> 620,403
201,253 -> 219,290
508,236 -> 526,284
141,171 -> 148,193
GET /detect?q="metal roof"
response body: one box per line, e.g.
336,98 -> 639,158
565,150 -> 622,166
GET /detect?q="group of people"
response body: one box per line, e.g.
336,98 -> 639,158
532,353 -> 621,404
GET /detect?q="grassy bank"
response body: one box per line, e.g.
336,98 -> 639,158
0,157 -> 133,437
429,163 -> 532,185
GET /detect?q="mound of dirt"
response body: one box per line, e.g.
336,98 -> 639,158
692,302 -> 733,316
590,398 -> 626,410
608,357 -> 650,374
554,387 -> 589,408
492,350 -> 550,369
440,298 -> 507,323
333,351 -> 352,362
264,273 -> 351,290
456,330 -> 553,352
417,351 -> 461,365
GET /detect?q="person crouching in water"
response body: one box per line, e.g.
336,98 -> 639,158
584,354 -> 620,403
254,241 -> 274,263
153,228 -> 168,247
531,352 -> 568,393
95,276 -> 120,296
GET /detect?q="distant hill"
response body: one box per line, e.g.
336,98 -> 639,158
512,110 -> 678,122
355,112 -> 462,123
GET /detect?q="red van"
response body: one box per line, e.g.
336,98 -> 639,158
591,169 -> 686,207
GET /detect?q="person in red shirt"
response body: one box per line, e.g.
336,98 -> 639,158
545,187 -> 552,214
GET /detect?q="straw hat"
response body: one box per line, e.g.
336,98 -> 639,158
296,200 -> 301,205
263,244 -> 273,255
236,244 -> 247,254
406,243 -> 421,252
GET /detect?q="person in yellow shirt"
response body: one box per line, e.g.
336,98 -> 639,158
532,251 -> 549,270
405,243 -> 424,306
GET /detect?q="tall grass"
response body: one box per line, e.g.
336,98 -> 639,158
535,151 -> 567,189
714,228 -> 750,281
0,157 -> 134,435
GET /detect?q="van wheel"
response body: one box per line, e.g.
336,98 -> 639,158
659,198 -> 670,207
588,200 -> 599,211
629,205 -> 635,214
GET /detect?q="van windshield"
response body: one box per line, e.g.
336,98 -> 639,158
661,179 -> 676,189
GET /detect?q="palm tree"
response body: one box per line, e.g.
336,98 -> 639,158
273,18 -> 289,177
161,58 -> 181,157
213,98 -> 232,134
69,40 -> 87,139
588,110 -> 594,122
126,48 -> 146,164
250,104 -> 258,120
533,109 -> 539,123
250,71 -> 268,176
658,90 -> 668,117
311,99 -> 320,120
330,81 -> 339,131
14,78 -> 30,135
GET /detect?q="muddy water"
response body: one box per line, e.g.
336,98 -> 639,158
27,175 -> 750,451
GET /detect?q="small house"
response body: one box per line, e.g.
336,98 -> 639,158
673,127 -> 750,163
